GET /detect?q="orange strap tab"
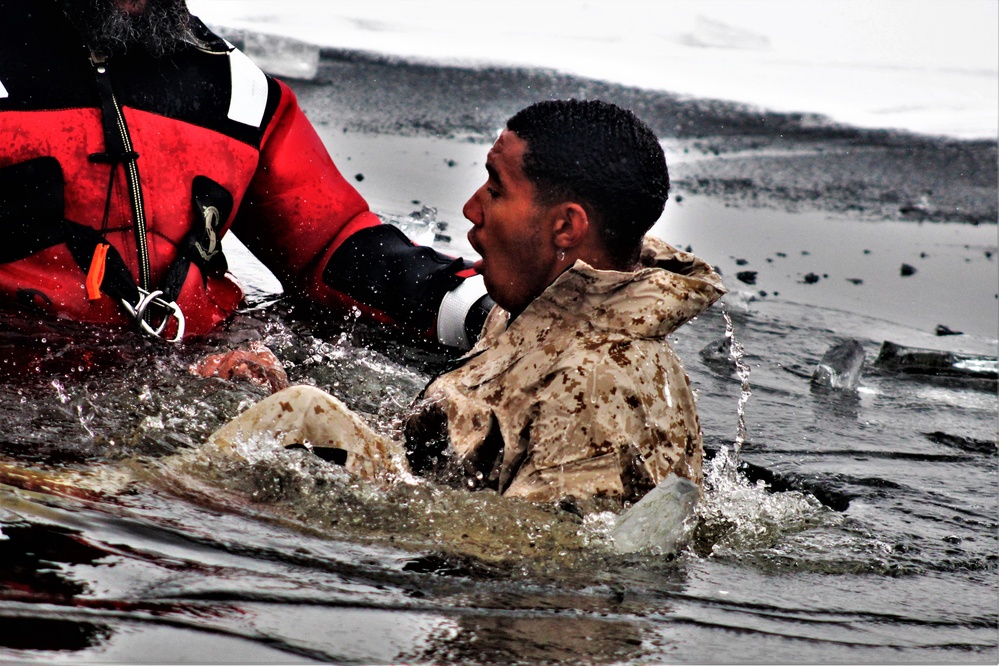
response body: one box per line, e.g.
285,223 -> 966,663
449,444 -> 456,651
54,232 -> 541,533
86,243 -> 110,301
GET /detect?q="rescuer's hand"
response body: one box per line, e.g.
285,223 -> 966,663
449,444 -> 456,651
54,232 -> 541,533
190,342 -> 289,394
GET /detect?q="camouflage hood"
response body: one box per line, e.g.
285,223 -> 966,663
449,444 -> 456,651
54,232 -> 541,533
510,235 -> 726,342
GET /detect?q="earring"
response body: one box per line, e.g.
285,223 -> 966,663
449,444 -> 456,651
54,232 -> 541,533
557,249 -> 566,262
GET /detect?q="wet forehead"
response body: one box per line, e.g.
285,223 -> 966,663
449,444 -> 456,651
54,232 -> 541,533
486,130 -> 530,189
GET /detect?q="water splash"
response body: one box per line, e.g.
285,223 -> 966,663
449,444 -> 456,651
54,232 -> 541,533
724,304 -> 753,460
159,439 -> 599,571
695,450 -> 826,556
705,305 -> 754,484
51,378 -> 70,404
693,305 -> 828,557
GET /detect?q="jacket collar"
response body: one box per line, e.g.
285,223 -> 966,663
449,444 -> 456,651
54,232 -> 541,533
477,236 -> 726,348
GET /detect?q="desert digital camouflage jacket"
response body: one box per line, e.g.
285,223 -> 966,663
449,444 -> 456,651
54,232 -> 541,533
406,236 -> 726,504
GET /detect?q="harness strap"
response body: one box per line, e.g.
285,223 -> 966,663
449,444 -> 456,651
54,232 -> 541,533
160,175 -> 233,302
2,165 -> 235,342
88,53 -> 132,165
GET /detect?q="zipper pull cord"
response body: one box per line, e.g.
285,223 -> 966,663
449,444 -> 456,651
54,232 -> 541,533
86,242 -> 110,301
86,51 -> 150,296
87,51 -> 138,237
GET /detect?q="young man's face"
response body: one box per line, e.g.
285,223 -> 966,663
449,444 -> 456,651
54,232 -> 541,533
463,130 -> 563,317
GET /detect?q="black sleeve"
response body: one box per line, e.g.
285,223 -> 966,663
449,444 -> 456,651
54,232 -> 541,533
323,224 -> 471,333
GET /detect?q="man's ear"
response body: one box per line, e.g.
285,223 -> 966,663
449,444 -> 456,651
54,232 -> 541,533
552,203 -> 590,249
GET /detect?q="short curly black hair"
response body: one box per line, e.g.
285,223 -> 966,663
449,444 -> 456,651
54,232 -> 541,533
506,100 -> 669,266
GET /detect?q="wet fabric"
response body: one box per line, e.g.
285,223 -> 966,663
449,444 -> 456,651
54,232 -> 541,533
212,237 -> 724,504
209,385 -> 406,482
406,236 -> 725,503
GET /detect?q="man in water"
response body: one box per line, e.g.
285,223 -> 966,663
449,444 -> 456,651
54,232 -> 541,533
0,0 -> 490,345
210,100 -> 725,506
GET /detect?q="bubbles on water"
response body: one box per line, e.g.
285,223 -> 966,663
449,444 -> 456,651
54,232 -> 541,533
51,379 -> 70,404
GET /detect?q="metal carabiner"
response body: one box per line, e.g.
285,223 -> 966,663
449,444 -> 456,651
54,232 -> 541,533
121,288 -> 186,343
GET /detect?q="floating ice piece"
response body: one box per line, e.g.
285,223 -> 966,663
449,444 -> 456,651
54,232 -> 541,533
379,206 -> 446,247
720,288 -> 755,313
699,335 -> 736,372
811,339 -> 866,390
610,474 -> 699,554
875,341 -> 998,381
211,25 -> 320,80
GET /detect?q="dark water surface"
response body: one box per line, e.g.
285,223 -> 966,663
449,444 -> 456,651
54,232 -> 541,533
1,248 -> 995,663
2,51 -> 997,664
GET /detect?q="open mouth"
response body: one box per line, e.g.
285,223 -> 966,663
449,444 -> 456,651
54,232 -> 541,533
467,230 -> 484,270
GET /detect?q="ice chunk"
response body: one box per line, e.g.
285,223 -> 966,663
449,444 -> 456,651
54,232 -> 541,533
811,339 -> 866,390
875,341 -> 998,381
211,25 -> 320,80
379,206 -> 446,247
610,474 -> 699,554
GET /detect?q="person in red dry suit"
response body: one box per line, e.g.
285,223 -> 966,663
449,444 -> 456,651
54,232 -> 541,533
0,0 -> 491,346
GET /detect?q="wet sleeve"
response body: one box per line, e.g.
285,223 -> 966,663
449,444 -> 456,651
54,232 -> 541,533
231,81 -> 490,347
323,224 -> 494,343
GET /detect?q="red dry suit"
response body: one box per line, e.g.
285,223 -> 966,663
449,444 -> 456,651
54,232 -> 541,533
0,1 -> 488,345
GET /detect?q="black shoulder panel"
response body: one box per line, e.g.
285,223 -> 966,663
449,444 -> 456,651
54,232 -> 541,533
0,1 -> 100,110
0,0 -> 282,149
111,43 -> 282,148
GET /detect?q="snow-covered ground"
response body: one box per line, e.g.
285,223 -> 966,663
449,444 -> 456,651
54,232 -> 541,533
188,0 -> 998,140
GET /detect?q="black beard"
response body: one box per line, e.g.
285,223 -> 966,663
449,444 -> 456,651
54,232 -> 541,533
60,0 -> 192,57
